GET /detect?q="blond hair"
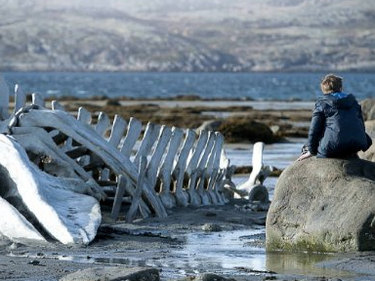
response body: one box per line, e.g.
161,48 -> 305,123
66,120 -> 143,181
320,74 -> 343,94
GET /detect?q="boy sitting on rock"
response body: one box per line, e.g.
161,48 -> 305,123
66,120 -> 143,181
298,74 -> 372,161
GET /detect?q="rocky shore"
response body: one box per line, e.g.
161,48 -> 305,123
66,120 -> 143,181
49,96 -> 314,142
2,97 -> 375,281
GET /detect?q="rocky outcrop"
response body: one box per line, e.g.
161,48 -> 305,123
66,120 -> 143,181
266,157 -> 375,252
197,117 -> 279,144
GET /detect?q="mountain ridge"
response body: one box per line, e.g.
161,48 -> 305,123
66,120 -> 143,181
1,0 -> 374,72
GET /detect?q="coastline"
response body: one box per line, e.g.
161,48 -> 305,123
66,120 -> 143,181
2,97 -> 375,281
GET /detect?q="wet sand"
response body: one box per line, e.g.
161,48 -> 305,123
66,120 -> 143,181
2,199 -> 375,281
2,98 -> 375,280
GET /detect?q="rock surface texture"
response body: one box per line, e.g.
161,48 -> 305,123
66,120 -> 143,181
266,157 -> 375,252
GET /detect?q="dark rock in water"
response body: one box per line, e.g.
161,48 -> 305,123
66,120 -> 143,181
266,157 -> 375,252
197,117 -> 279,143
217,117 -> 278,144
60,267 -> 160,281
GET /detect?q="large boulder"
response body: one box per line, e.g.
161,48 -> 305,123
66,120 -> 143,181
266,157 -> 375,252
358,120 -> 375,161
361,99 -> 375,121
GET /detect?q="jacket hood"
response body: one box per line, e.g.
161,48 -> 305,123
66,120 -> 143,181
319,92 -> 356,109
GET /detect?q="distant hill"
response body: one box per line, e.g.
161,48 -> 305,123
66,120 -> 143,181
1,0 -> 374,72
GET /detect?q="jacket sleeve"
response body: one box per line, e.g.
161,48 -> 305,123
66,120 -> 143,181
307,102 -> 325,155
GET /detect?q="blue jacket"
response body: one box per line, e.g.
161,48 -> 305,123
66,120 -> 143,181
307,92 -> 372,158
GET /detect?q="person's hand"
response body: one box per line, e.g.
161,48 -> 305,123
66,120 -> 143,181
297,151 -> 313,161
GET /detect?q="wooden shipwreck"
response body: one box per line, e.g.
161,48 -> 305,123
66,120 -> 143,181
0,76 -> 270,245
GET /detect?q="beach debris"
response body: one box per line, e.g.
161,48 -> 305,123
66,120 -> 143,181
0,77 -> 271,245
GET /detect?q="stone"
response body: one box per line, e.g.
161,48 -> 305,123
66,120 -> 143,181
60,266 -> 160,281
361,99 -> 375,121
217,117 -> 278,144
358,120 -> 375,161
202,223 -> 222,232
266,157 -> 375,252
196,273 -> 236,281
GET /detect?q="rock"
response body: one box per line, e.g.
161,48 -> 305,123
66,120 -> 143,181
202,223 -> 222,232
217,117 -> 278,144
361,99 -> 375,121
364,120 -> 375,139
60,267 -> 160,281
266,157 -> 375,252
358,120 -> 375,161
195,273 -> 236,281
196,120 -> 223,132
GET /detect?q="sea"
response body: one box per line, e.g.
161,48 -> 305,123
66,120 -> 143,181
1,71 -> 374,279
2,71 -> 373,177
1,71 -> 375,101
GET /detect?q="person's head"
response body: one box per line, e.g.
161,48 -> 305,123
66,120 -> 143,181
320,74 -> 343,94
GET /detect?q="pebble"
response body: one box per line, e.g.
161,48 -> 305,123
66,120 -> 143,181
202,223 -> 222,232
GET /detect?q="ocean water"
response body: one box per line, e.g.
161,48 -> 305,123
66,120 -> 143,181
2,71 -> 375,101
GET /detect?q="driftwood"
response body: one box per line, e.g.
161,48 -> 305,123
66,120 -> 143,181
0,77 -> 272,244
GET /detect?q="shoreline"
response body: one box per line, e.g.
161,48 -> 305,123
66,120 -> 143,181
35,97 -> 313,143
2,97 -> 375,280
2,199 -> 375,281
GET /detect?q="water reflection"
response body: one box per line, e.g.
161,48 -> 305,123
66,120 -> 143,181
266,251 -> 354,278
